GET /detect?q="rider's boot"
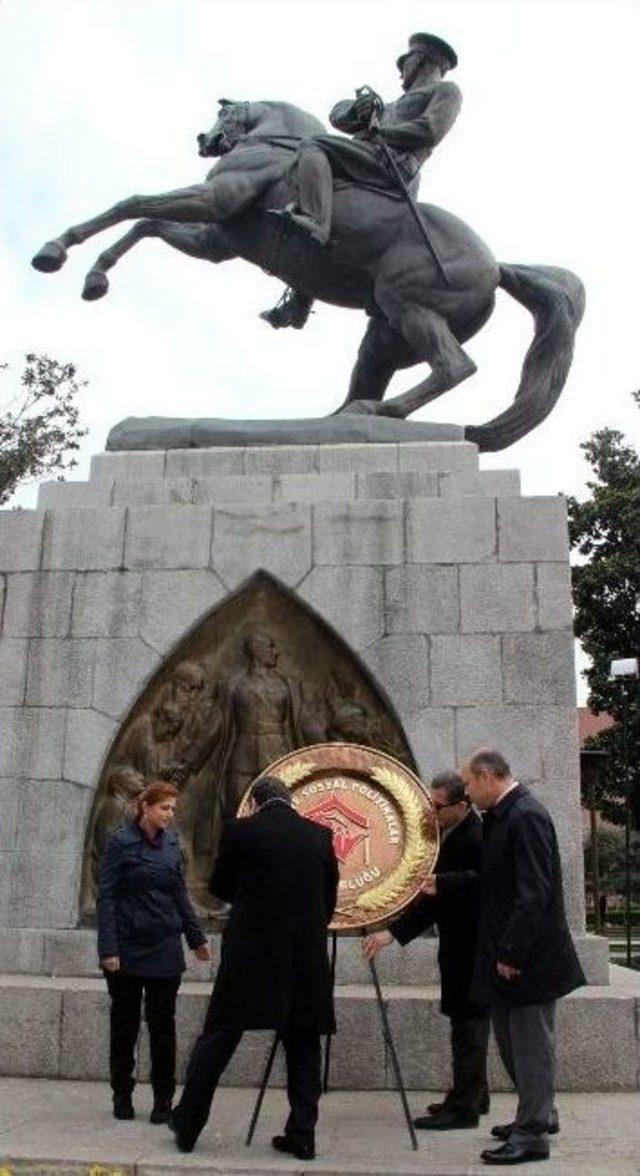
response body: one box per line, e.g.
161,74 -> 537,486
267,143 -> 332,245
260,287 -> 314,330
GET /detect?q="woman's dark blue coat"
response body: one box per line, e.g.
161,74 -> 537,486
97,820 -> 206,977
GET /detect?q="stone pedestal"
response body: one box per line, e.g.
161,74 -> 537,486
0,439 -> 637,1089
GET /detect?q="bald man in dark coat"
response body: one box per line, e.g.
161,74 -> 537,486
169,776 -> 338,1159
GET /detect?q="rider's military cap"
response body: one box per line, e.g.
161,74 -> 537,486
397,32 -> 458,72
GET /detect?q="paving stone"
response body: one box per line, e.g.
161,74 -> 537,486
401,708 -> 456,783
112,477 -> 195,505
0,780 -> 20,855
398,441 -> 478,473
42,508 -> 126,571
536,562 -> 574,629
314,502 -> 403,566
0,928 -> 45,973
212,505 -> 312,588
498,496 -> 570,562
363,635 -> 430,713
455,705 -> 543,781
3,571 -> 75,637
0,638 -> 28,704
60,984 -> 109,1079
331,991 -> 386,1088
245,445 -> 319,474
318,444 -> 398,474
138,569 -> 227,654
0,982 -> 62,1075
555,983 -> 640,1090
91,638 -> 160,721
273,472 -> 356,503
0,511 -> 44,572
335,936 -> 440,987
63,708 -> 119,787
43,930 -> 101,978
439,468 -> 521,497
37,480 -> 113,508
357,471 -> 439,500
536,705 -> 581,780
71,570 -> 143,637
0,707 -> 66,779
460,563 -> 535,632
164,448 -> 245,477
297,566 -> 384,649
502,632 -> 576,704
386,992 -> 453,1089
26,638 -> 94,708
431,635 -> 502,705
192,475 -> 273,505
124,505 -> 212,569
90,451 -> 166,480
407,499 -> 496,563
385,566 -> 459,635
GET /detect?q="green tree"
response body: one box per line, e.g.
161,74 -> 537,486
0,353 -> 87,506
568,393 -> 640,825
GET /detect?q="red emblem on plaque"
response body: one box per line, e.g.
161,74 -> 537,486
306,795 -> 369,863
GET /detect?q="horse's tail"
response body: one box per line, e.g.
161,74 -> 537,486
464,263 -> 585,452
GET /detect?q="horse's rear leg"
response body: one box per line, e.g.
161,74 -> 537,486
365,298 -> 476,418
337,317 -> 414,409
82,221 -> 236,300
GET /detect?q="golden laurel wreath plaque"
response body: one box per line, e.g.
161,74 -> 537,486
238,743 -> 439,933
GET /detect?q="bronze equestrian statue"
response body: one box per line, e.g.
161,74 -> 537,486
32,32 -> 584,452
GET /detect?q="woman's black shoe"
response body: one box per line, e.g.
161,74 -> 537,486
112,1094 -> 134,1120
150,1096 -> 173,1124
272,1134 -> 315,1160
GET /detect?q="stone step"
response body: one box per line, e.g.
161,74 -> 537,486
1,968 -> 638,1090
0,928 -> 609,987
36,467 -> 521,509
90,442 -> 481,482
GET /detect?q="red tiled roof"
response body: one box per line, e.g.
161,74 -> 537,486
578,707 -> 615,745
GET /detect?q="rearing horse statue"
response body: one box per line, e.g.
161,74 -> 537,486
32,98 -> 584,452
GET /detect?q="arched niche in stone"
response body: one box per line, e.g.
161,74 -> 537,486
80,569 -> 416,922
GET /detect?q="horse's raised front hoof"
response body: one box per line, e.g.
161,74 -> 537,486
31,240 -> 67,273
82,270 -> 109,301
337,399 -> 404,417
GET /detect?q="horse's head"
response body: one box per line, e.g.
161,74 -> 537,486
197,99 -> 250,157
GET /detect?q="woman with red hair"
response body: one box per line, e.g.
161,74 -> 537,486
97,781 -> 210,1123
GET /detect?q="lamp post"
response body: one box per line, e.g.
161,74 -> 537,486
610,658 -> 639,967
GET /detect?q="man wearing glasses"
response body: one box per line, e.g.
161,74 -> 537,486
363,770 -> 488,1130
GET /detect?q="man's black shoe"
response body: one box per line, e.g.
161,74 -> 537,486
491,1121 -> 559,1141
481,1141 -> 549,1165
150,1096 -> 172,1124
112,1094 -> 134,1120
272,1134 -> 315,1161
413,1110 -> 479,1130
168,1111 -> 195,1153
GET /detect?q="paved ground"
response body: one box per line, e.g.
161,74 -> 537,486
1,1081 -> 639,1176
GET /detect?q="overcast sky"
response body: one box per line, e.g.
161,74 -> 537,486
2,0 -> 639,510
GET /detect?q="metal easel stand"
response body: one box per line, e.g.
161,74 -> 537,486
246,930 -> 418,1150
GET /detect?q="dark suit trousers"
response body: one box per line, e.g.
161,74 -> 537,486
105,971 -> 181,1099
447,1012 -> 490,1114
174,1008 -> 322,1148
491,1002 -> 558,1150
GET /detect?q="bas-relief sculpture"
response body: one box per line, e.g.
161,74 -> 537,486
81,574 -> 414,919
32,32 -> 584,453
